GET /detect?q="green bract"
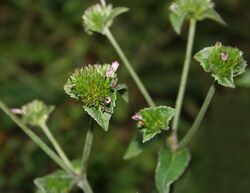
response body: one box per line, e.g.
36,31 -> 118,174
169,0 -> 225,34
64,63 -> 120,131
194,42 -> 248,88
82,3 -> 129,35
21,100 -> 54,127
133,106 -> 175,143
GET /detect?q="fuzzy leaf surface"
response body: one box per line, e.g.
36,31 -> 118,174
34,170 -> 75,193
134,106 -> 175,143
155,148 -> 191,193
84,91 -> 116,131
169,0 -> 225,34
123,131 -> 150,160
194,43 -> 247,88
83,3 -> 128,35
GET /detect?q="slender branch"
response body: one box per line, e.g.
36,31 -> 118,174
79,118 -> 94,193
178,84 -> 215,149
105,29 -> 155,107
0,100 -> 75,175
40,123 -> 74,172
168,19 -> 196,150
77,174 -> 94,193
81,118 -> 94,174
172,19 -> 197,132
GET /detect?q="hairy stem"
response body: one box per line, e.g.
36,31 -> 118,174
77,174 -> 93,193
0,100 -> 74,175
168,19 -> 196,150
172,19 -> 196,132
81,119 -> 94,174
105,29 -> 155,107
178,84 -> 215,149
79,118 -> 94,193
40,124 -> 74,172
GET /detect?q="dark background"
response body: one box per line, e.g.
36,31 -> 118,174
0,0 -> 250,193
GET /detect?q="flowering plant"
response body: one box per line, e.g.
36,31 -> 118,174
0,0 -> 248,192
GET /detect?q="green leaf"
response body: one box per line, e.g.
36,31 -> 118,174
108,7 -> 129,22
115,84 -> 129,103
34,170 -> 76,193
82,4 -> 128,35
21,100 -> 54,127
123,131 -> 149,160
169,12 -> 186,35
84,91 -> 117,131
155,148 -> 191,193
194,42 -> 248,88
236,69 -> 250,88
134,106 -> 175,143
202,8 -> 226,25
169,0 -> 225,34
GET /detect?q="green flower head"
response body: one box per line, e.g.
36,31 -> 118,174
194,42 -> 248,88
64,62 -> 120,131
132,106 -> 175,143
20,100 -> 54,127
64,62 -> 119,108
169,0 -> 225,34
82,2 -> 128,35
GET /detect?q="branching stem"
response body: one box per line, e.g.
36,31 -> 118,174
168,19 -> 196,150
178,84 -> 215,149
40,123 -> 74,172
0,100 -> 75,175
79,118 -> 94,193
105,29 -> 155,107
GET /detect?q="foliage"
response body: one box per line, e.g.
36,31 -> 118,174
132,106 -> 175,143
195,42 -> 247,88
21,100 -> 54,127
64,62 -> 121,130
83,3 -> 129,35
0,0 -> 249,193
155,148 -> 191,193
169,0 -> 225,34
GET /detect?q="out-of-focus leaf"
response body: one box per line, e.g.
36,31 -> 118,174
236,69 -> 250,88
123,131 -> 149,160
202,8 -> 226,25
34,170 -> 76,193
155,148 -> 191,193
115,84 -> 129,103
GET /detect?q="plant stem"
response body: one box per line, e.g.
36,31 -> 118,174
40,123 -> 74,172
77,174 -> 94,193
81,118 -> 94,174
0,100 -> 74,175
105,29 -> 155,107
168,19 -> 196,150
172,19 -> 197,132
178,84 -> 215,149
79,118 -> 94,193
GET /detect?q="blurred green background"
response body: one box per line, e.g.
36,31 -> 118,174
0,0 -> 250,193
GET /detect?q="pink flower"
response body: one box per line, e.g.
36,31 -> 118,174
104,96 -> 111,106
221,52 -> 229,61
105,61 -> 119,78
11,108 -> 22,114
132,113 -> 142,121
111,61 -> 119,72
